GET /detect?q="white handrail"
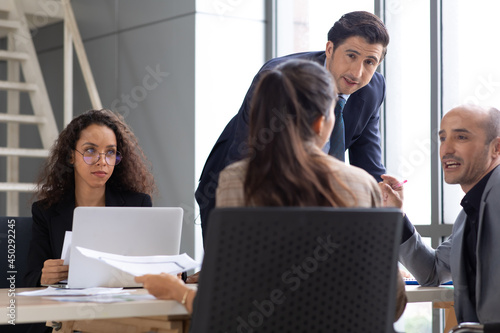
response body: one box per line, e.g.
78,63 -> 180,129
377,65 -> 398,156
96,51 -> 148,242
63,21 -> 73,127
61,0 -> 102,126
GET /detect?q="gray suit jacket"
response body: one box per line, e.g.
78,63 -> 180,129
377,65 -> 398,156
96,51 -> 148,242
399,166 -> 500,323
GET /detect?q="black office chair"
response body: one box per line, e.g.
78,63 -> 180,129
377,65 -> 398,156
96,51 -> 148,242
0,216 -> 33,288
449,323 -> 500,333
190,207 -> 403,333
0,216 -> 36,332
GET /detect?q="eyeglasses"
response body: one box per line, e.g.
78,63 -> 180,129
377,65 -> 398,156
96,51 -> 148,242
75,148 -> 122,166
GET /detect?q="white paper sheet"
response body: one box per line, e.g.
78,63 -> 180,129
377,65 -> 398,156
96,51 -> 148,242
18,286 -> 127,296
48,294 -> 155,303
76,246 -> 200,276
61,231 -> 72,265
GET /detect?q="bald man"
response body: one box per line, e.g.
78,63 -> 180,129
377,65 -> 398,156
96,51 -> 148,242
381,105 -> 500,324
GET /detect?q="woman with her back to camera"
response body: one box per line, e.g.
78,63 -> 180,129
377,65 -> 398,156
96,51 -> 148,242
136,59 -> 407,322
25,109 -> 156,288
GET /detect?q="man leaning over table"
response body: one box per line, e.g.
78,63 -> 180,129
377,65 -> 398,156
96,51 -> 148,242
195,11 -> 390,243
380,104 -> 500,324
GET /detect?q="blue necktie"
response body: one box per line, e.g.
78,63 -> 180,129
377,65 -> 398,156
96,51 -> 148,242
328,97 -> 346,161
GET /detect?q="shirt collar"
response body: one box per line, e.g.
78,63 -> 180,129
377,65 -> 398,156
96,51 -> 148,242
340,93 -> 350,102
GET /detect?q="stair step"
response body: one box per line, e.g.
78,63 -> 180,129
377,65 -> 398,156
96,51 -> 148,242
0,113 -> 46,124
0,182 -> 37,192
0,19 -> 20,30
0,147 -> 50,158
0,50 -> 29,61
0,80 -> 37,92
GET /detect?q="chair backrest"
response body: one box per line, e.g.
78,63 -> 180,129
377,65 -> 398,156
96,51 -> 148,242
0,216 -> 33,288
190,207 -> 403,333
449,322 -> 500,333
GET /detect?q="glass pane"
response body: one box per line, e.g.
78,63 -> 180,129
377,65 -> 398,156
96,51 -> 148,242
397,237 -> 433,333
442,0 -> 500,223
396,302 -> 432,333
276,0 -> 375,56
384,0 -> 431,225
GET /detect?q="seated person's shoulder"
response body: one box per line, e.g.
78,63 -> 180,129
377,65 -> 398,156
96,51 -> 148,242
32,198 -> 47,210
32,198 -> 57,215
324,155 -> 377,185
219,159 -> 249,180
216,160 -> 249,207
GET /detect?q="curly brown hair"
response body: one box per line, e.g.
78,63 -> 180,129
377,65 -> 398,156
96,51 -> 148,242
34,109 -> 156,207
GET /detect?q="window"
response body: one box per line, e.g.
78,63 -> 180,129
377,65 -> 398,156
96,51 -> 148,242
442,0 -> 500,223
275,0 -> 374,56
384,0 -> 432,225
273,1 -> 500,331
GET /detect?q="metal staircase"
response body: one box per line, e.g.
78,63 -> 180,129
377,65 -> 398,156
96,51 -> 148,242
0,0 -> 102,215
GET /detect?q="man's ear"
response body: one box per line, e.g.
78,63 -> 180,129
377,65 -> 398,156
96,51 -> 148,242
312,116 -> 325,135
325,41 -> 334,58
492,137 -> 500,157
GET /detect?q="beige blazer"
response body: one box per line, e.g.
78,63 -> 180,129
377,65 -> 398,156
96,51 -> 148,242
214,156 -> 409,322
216,156 -> 382,208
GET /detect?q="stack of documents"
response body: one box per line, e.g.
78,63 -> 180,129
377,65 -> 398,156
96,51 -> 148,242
75,246 -> 200,276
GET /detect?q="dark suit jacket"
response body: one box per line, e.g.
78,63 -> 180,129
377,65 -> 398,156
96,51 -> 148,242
195,51 -> 386,240
24,186 -> 152,287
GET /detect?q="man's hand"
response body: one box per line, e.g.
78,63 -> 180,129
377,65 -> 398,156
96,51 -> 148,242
378,174 -> 405,209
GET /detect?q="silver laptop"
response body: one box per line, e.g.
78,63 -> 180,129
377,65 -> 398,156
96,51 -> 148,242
67,206 -> 183,288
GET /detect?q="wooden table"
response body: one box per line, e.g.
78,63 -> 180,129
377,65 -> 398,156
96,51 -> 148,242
1,287 -> 192,333
3,285 -> 456,332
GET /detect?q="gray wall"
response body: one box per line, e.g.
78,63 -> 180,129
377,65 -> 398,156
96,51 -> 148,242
4,0 -> 197,256
2,0 -> 266,259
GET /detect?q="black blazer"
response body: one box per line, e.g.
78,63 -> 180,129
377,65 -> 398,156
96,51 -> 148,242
195,51 -> 387,241
24,186 -> 152,287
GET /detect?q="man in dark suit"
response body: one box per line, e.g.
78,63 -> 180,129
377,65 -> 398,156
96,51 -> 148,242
196,11 -> 390,241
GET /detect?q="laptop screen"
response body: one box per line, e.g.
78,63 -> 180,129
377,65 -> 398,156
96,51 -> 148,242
67,206 -> 183,288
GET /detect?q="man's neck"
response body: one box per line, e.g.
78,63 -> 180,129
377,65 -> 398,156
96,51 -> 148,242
461,163 -> 500,193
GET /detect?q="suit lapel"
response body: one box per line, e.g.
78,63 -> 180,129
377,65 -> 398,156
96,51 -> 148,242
51,195 -> 76,257
449,210 -> 474,322
475,198 -> 487,310
475,167 -> 499,310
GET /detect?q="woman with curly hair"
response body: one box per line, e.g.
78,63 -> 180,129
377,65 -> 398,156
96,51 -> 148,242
25,109 -> 156,287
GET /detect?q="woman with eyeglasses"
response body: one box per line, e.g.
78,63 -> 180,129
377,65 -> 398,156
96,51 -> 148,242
25,109 -> 156,287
